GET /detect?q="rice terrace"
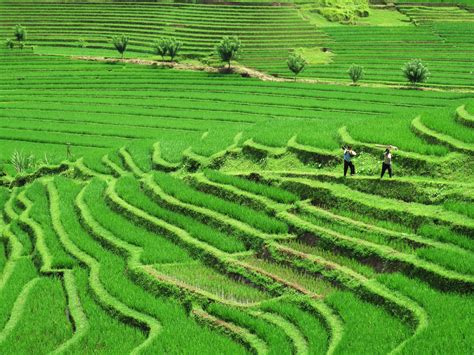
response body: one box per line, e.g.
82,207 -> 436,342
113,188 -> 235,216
1,0 -> 474,352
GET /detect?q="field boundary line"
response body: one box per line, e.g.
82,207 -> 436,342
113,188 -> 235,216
250,310 -> 308,355
0,277 -> 41,344
412,116 -> 474,153
192,306 -> 269,355
70,56 -> 474,93
47,181 -> 162,355
455,105 -> 474,127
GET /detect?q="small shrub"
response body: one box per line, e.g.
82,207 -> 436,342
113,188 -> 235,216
348,64 -> 364,84
215,36 -> 241,70
167,38 -> 182,62
287,53 -> 306,80
5,38 -> 14,49
402,59 -> 430,85
153,37 -> 169,61
14,24 -> 26,42
78,38 -> 87,48
11,150 -> 34,174
112,34 -> 129,59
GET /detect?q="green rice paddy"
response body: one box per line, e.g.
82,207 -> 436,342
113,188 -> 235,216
0,0 -> 473,353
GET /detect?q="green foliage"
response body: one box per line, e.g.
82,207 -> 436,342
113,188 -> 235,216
287,53 -> 307,80
153,37 -> 182,62
167,38 -> 182,61
204,169 -> 298,204
10,150 -> 34,174
215,36 -> 241,69
77,38 -> 87,48
402,59 -> 430,85
14,24 -> 26,43
112,34 -> 129,59
208,303 -> 294,354
153,37 -> 169,60
5,39 -> 14,49
325,291 -> 409,353
348,64 -> 364,84
152,172 -> 288,234
115,176 -> 247,252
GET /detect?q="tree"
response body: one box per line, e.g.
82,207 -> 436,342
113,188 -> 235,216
402,59 -> 430,85
215,36 -> 241,70
153,37 -> 169,61
5,39 -> 14,49
348,64 -> 364,84
287,53 -> 306,80
167,38 -> 182,62
112,34 -> 129,59
14,24 -> 26,49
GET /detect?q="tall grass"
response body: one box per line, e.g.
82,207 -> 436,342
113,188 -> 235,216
115,175 -> 247,253
84,178 -> 192,265
65,268 -> 147,353
260,299 -> 329,354
325,291 -> 410,353
0,277 -> 74,353
154,262 -> 269,303
152,172 -> 288,234
204,169 -> 298,204
208,303 -> 294,354
54,176 -> 248,354
378,273 -> 474,353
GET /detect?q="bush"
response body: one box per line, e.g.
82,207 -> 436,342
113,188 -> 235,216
402,59 -> 430,85
167,38 -> 182,62
13,24 -> 26,49
348,64 -> 364,84
14,24 -> 26,42
11,150 -> 34,174
78,38 -> 87,48
112,34 -> 129,59
5,38 -> 14,49
215,36 -> 241,69
153,37 -> 182,62
287,53 -> 306,80
153,37 -> 169,61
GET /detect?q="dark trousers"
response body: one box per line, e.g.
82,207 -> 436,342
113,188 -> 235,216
344,160 -> 355,176
381,163 -> 392,178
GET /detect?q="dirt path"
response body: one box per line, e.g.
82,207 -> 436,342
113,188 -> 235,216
72,55 -> 474,94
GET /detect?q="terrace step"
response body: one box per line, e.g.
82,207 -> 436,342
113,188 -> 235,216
287,136 -> 339,167
74,157 -> 111,180
47,181 -> 163,354
338,126 -> 463,176
141,265 -> 264,308
102,154 -> 127,177
242,139 -> 287,160
249,310 -> 309,355
51,270 -> 90,354
266,242 -> 429,354
119,147 -> 144,177
279,211 -> 474,292
191,306 -> 269,354
141,175 -> 291,246
455,105 -> 474,128
275,175 -> 474,235
412,116 -> 474,154
0,277 -> 41,343
298,202 -> 471,258
152,142 -> 181,172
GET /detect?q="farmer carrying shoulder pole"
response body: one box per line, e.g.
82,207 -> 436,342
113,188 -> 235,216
342,145 -> 356,177
378,145 -> 398,178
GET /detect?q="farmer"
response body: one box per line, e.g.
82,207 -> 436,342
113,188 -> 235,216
342,145 -> 356,177
380,145 -> 398,178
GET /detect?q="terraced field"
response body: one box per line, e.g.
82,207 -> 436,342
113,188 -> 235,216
1,2 -> 474,87
1,1 -> 474,354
